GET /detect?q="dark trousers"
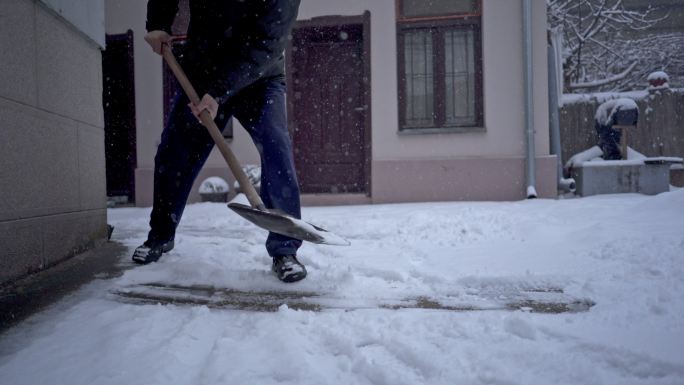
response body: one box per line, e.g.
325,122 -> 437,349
148,77 -> 302,257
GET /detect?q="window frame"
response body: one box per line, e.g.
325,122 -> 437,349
396,2 -> 484,134
396,0 -> 482,22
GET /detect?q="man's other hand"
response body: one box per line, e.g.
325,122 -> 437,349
188,94 -> 219,122
144,30 -> 172,55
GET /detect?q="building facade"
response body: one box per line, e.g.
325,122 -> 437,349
104,0 -> 556,207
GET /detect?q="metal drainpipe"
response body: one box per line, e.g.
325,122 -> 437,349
523,0 -> 537,198
547,32 -> 576,193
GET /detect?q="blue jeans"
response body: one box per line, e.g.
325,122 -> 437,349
148,77 -> 302,257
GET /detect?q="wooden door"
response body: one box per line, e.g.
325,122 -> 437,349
289,22 -> 368,194
103,31 -> 136,203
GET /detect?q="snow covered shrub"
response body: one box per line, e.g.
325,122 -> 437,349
199,176 -> 230,202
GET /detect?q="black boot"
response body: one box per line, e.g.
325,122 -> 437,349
132,240 -> 174,265
272,255 -> 307,283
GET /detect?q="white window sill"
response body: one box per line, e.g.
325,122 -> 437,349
398,126 -> 485,135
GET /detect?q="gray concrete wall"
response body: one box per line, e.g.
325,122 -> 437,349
0,0 -> 107,286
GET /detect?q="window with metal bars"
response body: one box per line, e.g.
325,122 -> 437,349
397,0 -> 483,132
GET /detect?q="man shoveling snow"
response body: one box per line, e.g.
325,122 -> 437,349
133,0 -> 307,283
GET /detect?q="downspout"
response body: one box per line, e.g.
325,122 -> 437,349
523,0 -> 537,198
547,29 -> 576,192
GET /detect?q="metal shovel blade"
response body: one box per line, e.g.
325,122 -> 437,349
228,203 -> 351,246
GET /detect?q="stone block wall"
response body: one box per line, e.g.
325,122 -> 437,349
0,0 -> 107,285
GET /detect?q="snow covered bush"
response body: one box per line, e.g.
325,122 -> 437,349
199,177 -> 229,194
199,177 -> 230,202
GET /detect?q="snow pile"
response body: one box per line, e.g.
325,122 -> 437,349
565,145 -> 604,171
564,146 -> 652,174
594,98 -> 638,126
1,192 -> 684,384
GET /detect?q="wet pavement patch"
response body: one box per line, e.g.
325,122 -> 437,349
112,282 -> 595,314
0,241 -> 128,332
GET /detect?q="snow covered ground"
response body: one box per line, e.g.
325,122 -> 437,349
1,191 -> 683,385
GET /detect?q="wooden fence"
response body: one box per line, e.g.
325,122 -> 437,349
559,89 -> 684,165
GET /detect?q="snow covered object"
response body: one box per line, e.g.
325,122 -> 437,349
199,176 -> 229,194
647,71 -> 669,91
199,176 -> 230,202
594,98 -> 638,160
594,98 -> 638,127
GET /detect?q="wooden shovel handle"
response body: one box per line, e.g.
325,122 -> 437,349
161,44 -> 265,211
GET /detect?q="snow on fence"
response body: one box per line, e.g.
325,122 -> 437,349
559,88 -> 684,165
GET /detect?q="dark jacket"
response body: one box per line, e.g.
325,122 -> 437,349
146,0 -> 301,103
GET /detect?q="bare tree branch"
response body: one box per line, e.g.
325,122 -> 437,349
547,0 -> 677,92
568,61 -> 637,90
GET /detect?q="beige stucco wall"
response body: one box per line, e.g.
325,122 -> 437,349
0,0 -> 107,285
298,0 -> 550,160
299,0 -> 555,201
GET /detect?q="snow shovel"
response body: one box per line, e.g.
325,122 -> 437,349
161,45 -> 349,246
